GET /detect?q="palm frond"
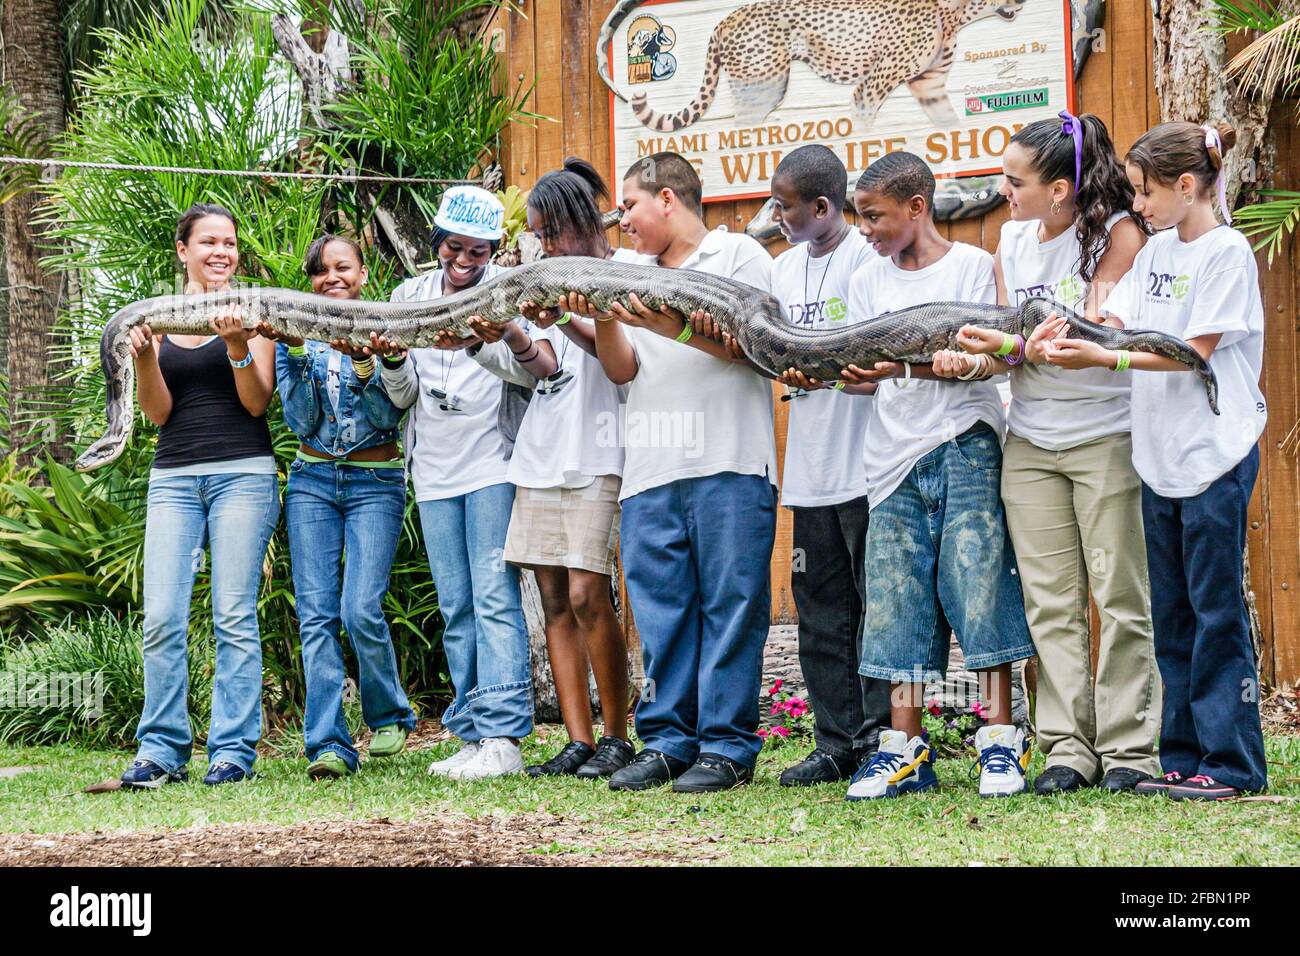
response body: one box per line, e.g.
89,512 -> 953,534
0,88 -> 53,205
1233,190 -> 1300,264
1224,13 -> 1300,98
1204,0 -> 1296,34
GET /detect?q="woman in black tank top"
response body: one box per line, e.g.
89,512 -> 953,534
119,204 -> 282,792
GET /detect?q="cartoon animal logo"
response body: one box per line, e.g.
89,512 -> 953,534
626,14 -> 678,85
627,0 -> 1027,132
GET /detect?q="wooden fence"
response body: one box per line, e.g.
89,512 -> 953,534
491,0 -> 1300,685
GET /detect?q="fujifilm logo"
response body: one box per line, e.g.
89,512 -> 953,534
49,886 -> 151,936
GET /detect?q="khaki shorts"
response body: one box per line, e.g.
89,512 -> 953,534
503,474 -> 621,576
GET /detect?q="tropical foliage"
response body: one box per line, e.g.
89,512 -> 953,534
0,0 -> 530,731
1207,0 -> 1300,262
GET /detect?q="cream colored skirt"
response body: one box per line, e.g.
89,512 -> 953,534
503,474 -> 621,575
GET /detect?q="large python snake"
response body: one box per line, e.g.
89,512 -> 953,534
75,256 -> 1217,471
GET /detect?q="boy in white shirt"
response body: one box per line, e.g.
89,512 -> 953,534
837,153 -> 1036,800
581,152 -> 777,793
766,145 -> 891,786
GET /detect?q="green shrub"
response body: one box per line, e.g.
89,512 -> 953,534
0,611 -> 213,749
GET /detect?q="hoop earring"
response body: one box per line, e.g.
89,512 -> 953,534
1051,200 -> 1062,216
1184,193 -> 1194,206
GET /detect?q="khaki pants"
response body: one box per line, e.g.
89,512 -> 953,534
1002,432 -> 1161,780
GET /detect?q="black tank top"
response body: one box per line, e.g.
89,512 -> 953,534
153,336 -> 273,469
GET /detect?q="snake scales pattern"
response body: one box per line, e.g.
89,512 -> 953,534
74,256 -> 1218,472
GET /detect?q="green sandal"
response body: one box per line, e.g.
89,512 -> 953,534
368,724 -> 409,758
307,752 -> 353,779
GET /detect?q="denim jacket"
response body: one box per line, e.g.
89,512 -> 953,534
276,341 -> 406,457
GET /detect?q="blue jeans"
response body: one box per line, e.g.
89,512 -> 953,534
286,459 -> 416,771
137,472 -> 280,774
1142,447 -> 1267,792
621,472 -> 777,767
417,483 -> 532,741
859,424 -> 1034,682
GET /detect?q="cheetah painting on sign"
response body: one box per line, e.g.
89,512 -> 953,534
630,0 -> 1027,132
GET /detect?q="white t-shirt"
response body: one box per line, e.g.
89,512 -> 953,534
394,264 -> 513,502
1000,213 -> 1133,451
506,249 -> 643,488
619,227 -> 778,501
771,229 -> 874,506
1102,225 -> 1266,498
850,242 -> 1004,510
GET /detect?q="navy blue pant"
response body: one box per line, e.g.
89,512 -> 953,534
1141,446 -> 1267,792
621,472 -> 777,768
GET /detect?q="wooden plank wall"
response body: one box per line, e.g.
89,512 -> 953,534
493,0 -> 1300,684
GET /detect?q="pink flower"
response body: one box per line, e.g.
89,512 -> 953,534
926,700 -> 943,717
771,725 -> 790,737
757,728 -> 769,738
771,678 -> 783,693
788,702 -> 808,719
789,697 -> 806,708
770,702 -> 783,716
972,700 -> 989,719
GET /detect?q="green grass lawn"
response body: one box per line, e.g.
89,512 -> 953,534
3,733 -> 1298,865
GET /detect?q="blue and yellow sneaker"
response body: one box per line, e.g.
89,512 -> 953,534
972,724 -> 1031,798
845,730 -> 938,800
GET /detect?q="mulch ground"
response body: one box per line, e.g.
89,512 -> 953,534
0,810 -> 698,867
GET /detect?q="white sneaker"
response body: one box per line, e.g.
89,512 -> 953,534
427,741 -> 481,777
452,737 -> 524,780
845,729 -> 938,800
973,724 -> 1030,798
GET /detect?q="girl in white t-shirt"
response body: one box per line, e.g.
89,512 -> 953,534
1039,121 -> 1268,800
474,159 -> 637,780
383,187 -> 554,780
953,112 -> 1160,796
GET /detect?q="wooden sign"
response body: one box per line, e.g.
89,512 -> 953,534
605,0 -> 1077,203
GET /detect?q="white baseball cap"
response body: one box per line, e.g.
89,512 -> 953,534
434,185 -> 505,241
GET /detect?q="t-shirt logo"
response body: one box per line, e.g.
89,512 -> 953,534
1146,271 -> 1193,302
1056,275 -> 1083,304
825,296 -> 847,322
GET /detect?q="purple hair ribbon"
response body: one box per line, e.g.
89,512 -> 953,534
1058,109 -> 1084,192
1202,125 -> 1233,225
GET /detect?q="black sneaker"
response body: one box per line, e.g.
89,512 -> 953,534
1134,771 -> 1188,796
778,748 -> 854,786
1033,764 -> 1092,796
1100,767 -> 1153,793
203,761 -> 251,786
525,740 -> 596,777
120,758 -> 187,790
575,736 -> 635,779
608,749 -> 689,791
1167,775 -> 1247,802
673,753 -> 753,793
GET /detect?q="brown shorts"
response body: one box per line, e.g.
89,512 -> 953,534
503,474 -> 621,576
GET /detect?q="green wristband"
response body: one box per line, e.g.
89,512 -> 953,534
555,313 -> 573,326
1113,349 -> 1131,372
675,322 -> 694,344
995,333 -> 1016,358
832,381 -> 846,391
287,344 -> 307,358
